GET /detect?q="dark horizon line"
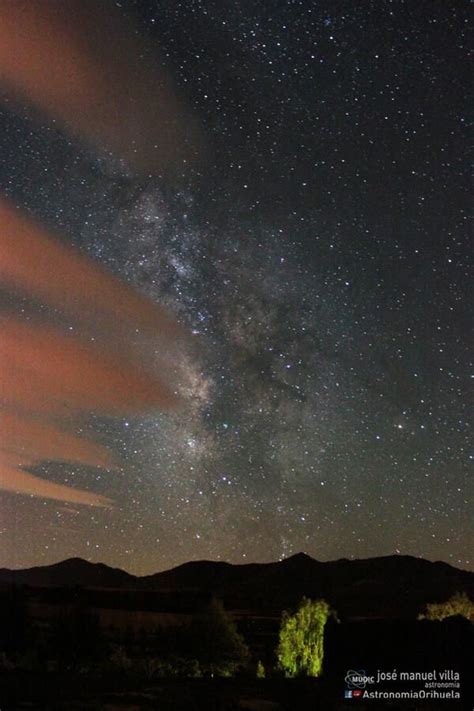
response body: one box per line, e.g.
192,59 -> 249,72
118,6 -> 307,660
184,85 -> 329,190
2,550 -> 472,578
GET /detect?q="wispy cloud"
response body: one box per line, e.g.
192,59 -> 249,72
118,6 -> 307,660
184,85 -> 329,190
0,0 -> 202,507
0,205 -> 182,506
0,0 -> 202,175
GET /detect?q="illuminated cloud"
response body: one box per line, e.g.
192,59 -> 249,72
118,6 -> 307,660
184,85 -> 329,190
0,412 -> 116,470
0,0 -> 199,510
1,316 -> 178,415
0,452 -> 112,508
0,0 -> 202,175
0,205 -> 183,505
0,201 -> 179,341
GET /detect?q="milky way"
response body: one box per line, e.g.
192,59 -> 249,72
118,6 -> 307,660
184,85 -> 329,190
0,0 -> 471,573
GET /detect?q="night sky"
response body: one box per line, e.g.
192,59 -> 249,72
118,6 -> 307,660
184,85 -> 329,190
1,0 -> 472,574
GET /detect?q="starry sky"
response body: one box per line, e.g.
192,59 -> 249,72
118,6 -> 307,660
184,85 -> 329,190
0,0 -> 472,574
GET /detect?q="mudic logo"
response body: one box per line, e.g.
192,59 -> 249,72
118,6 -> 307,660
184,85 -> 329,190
345,670 -> 374,689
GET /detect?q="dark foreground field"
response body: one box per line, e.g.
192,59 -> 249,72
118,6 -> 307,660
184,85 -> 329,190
1,555 -> 471,709
2,673 -> 316,711
0,672 -> 465,711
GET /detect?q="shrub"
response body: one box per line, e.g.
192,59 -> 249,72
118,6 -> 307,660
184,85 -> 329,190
418,592 -> 474,621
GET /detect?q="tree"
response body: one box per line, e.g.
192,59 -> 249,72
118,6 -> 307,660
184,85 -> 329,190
277,597 -> 331,677
418,592 -> 474,621
188,597 -> 249,676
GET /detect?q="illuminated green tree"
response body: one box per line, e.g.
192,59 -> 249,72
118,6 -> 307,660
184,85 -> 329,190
418,592 -> 474,621
277,597 -> 331,677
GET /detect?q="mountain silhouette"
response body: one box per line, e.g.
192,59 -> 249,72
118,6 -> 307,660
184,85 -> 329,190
1,553 -> 472,619
0,557 -> 135,589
